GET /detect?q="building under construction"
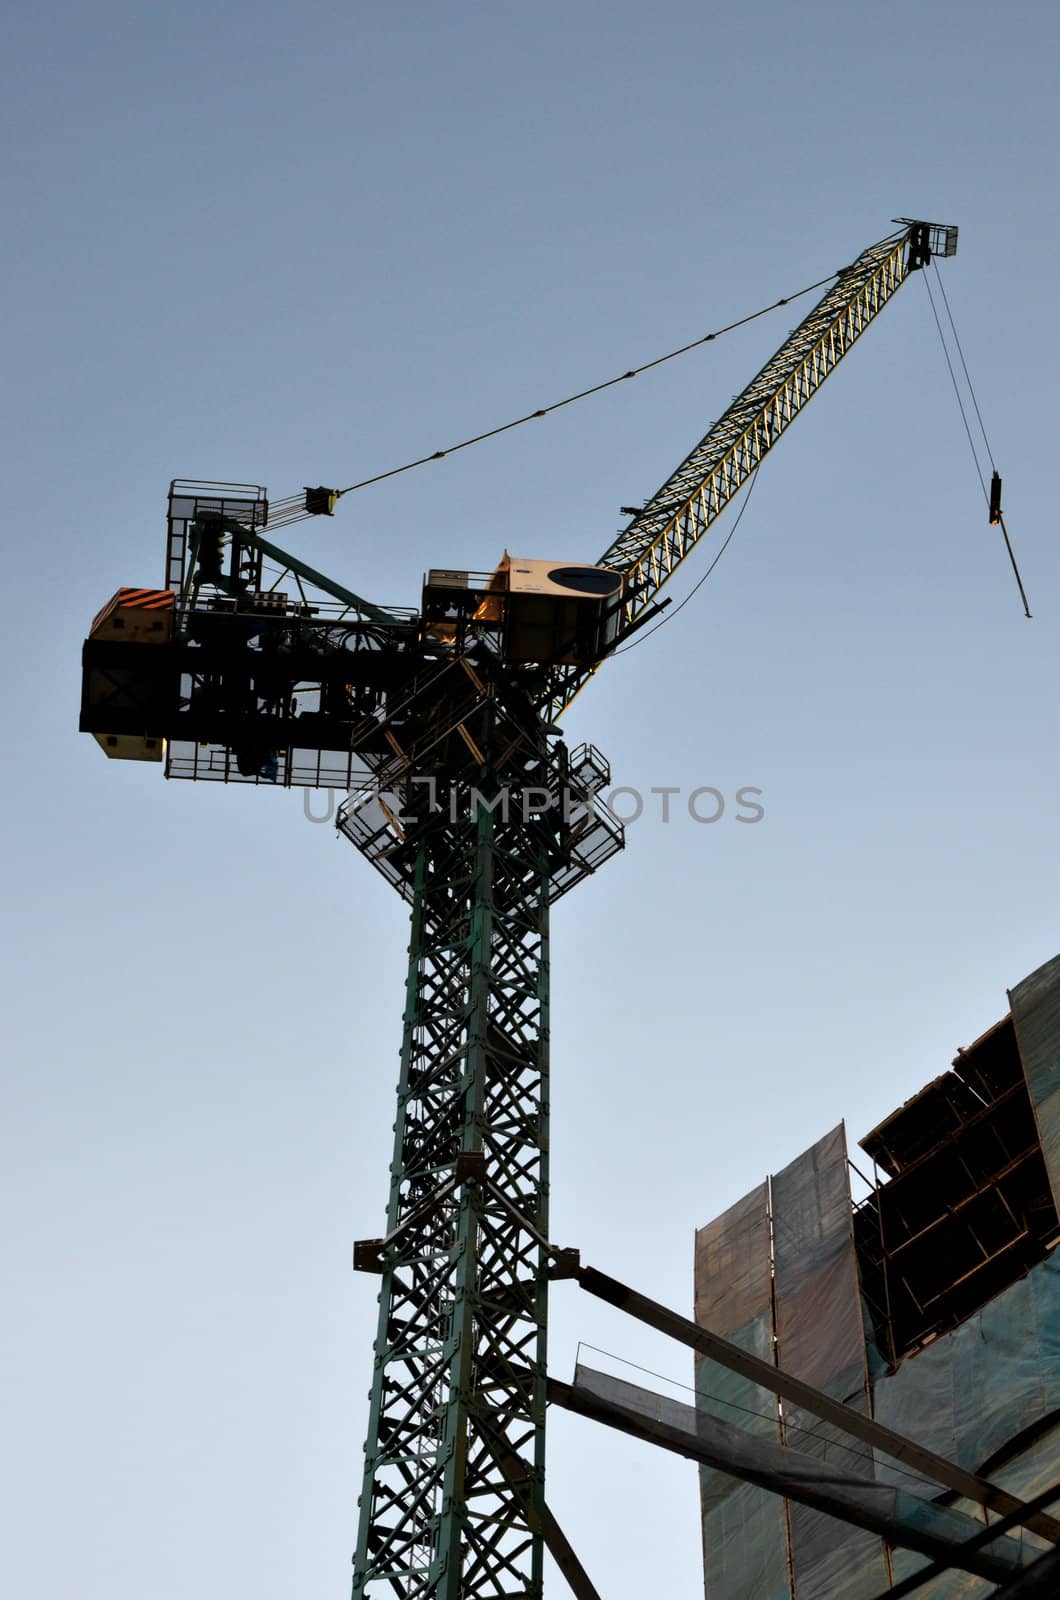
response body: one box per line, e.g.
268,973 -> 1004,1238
566,957 -> 1060,1595
679,952 -> 1060,1596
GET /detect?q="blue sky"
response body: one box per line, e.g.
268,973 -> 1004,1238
5,2 -> 1059,1596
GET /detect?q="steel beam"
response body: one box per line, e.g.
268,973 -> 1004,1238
573,1264 -> 1060,1545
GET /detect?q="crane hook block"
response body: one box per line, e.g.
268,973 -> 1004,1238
989,471 -> 1003,526
304,486 -> 339,516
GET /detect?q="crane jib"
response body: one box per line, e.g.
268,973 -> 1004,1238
535,219 -> 957,720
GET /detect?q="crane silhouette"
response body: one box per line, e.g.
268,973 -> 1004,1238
80,218 -> 957,1600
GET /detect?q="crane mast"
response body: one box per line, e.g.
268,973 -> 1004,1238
77,218 -> 957,1599
340,690 -> 621,1600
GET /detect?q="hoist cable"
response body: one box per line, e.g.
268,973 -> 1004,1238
922,271 -> 990,506
932,260 -> 1032,616
932,261 -> 996,471
922,271 -> 1032,618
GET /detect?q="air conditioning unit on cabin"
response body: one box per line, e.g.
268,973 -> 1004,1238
421,555 -> 624,666
503,558 -> 623,665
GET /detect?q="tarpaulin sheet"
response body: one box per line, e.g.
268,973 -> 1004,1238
696,1306 -> 776,1511
772,1125 -> 890,1598
887,1490 -> 1051,1595
694,1181 -> 789,1596
1011,954 -> 1060,1212
993,1417 -> 1060,1507
903,1413 -> 1060,1594
700,1477 -> 791,1600
874,1333 -> 957,1495
888,1546 -> 993,1600
695,1181 -> 780,1444
776,1430 -> 892,1600
887,1476 -> 1053,1600
874,1255 -> 1060,1490
772,1125 -> 868,1407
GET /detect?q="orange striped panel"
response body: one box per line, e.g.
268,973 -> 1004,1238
116,588 -> 174,610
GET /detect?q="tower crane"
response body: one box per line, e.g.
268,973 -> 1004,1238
79,217 -> 958,1599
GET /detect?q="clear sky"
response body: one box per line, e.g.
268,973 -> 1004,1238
4,2 -> 1059,1595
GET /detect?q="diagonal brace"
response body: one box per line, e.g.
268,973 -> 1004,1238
474,1405 -> 603,1600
